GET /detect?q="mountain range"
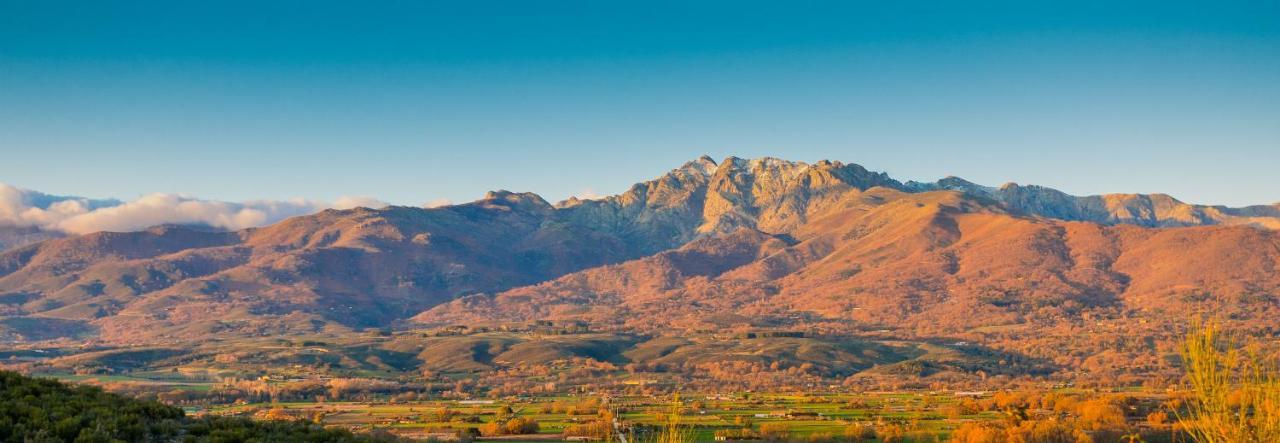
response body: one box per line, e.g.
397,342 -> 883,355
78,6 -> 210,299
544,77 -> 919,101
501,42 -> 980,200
1,156 -> 1277,379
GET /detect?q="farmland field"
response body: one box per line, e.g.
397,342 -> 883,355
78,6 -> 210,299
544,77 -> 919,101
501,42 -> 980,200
4,327 -> 1191,441
26,366 -> 1179,442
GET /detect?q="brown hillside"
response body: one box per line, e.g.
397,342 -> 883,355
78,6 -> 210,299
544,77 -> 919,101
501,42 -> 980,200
2,156 -> 1277,364
416,186 -> 1280,374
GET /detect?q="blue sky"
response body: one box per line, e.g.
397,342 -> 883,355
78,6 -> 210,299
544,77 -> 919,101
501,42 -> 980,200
2,1 -> 1278,206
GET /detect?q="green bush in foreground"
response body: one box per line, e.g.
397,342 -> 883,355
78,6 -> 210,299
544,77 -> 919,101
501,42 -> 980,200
0,370 -> 395,442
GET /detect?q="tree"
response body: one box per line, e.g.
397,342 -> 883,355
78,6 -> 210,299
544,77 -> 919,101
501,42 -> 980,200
1176,321 -> 1280,442
759,423 -> 789,441
649,394 -> 692,443
1076,398 -> 1126,430
950,422 -> 1002,443
504,417 -> 539,434
0,371 -> 394,442
843,424 -> 876,441
481,417 -> 539,436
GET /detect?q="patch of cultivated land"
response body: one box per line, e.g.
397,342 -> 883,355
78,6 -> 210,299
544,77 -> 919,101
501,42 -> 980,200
153,390 -> 1165,441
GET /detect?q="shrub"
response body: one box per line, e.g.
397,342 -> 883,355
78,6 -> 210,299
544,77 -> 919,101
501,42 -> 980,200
1177,321 -> 1280,442
759,422 -> 790,441
504,417 -> 539,434
842,424 -> 876,441
479,418 -> 538,437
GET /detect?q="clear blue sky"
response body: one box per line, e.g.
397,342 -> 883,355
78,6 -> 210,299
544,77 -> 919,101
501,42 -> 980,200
2,1 -> 1277,206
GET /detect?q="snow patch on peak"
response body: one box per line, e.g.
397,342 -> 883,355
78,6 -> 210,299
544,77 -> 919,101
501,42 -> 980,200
677,155 -> 719,176
719,156 -> 750,171
749,156 -> 800,169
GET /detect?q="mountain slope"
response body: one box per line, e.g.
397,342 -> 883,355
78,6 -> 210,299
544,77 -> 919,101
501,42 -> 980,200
912,177 -> 1280,229
1,155 -> 1278,350
421,184 -> 1280,332
0,226 -> 63,253
0,156 -> 913,343
416,185 -> 1280,375
427,183 -> 1280,327
0,195 -> 640,342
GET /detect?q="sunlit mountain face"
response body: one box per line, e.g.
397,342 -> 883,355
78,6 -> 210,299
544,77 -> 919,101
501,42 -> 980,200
2,157 -> 1276,371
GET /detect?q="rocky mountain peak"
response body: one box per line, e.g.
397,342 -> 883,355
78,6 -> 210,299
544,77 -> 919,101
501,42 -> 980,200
477,190 -> 552,212
933,176 -> 987,190
676,155 -> 719,176
2,155 -> 1280,346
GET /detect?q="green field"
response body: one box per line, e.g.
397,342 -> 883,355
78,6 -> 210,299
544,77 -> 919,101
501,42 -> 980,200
162,392 -> 1041,442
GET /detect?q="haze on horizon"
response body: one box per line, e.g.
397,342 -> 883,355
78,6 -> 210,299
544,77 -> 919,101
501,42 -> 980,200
2,1 -> 1278,209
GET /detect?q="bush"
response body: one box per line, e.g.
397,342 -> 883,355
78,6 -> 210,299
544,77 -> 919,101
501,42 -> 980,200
1178,322 -> 1280,442
504,417 -> 539,435
842,424 -> 876,441
1076,398 -> 1126,430
759,422 -> 790,441
0,371 -> 395,442
563,420 -> 611,439
480,417 -> 539,436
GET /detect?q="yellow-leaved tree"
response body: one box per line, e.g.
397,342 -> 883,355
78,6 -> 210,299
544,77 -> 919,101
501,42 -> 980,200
636,394 -> 694,443
1177,321 -> 1280,442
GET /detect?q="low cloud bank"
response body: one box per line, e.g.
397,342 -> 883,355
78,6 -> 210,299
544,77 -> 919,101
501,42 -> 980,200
0,183 -> 387,235
423,198 -> 453,208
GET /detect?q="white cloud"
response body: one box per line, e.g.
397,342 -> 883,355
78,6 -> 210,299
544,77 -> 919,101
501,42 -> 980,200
573,188 -> 604,200
0,182 -> 387,235
423,199 -> 453,208
332,196 -> 390,210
